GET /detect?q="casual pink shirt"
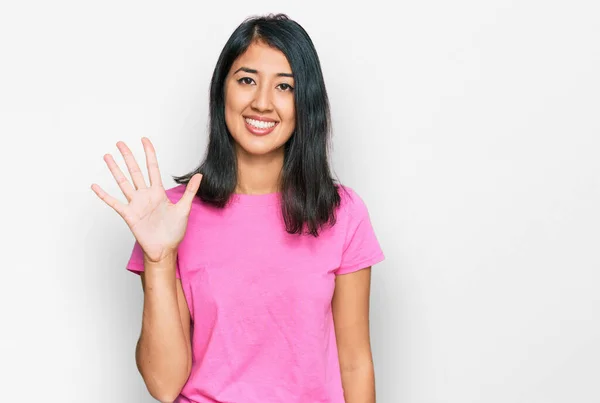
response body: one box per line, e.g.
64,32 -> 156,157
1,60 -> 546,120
126,184 -> 385,403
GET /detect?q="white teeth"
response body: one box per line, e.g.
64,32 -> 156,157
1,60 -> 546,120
245,118 -> 277,129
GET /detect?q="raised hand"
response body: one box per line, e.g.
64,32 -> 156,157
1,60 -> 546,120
91,137 -> 202,263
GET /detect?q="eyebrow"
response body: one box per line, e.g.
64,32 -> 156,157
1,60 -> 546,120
233,66 -> 294,78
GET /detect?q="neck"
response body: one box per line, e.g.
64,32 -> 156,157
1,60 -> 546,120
234,145 -> 284,195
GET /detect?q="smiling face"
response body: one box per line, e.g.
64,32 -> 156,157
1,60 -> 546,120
224,40 -> 296,159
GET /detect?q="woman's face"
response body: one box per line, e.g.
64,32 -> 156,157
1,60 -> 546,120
224,41 -> 296,158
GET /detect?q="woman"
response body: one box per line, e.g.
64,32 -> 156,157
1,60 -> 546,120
91,13 -> 385,403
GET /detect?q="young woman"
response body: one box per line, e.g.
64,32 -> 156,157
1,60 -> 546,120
91,13 -> 385,403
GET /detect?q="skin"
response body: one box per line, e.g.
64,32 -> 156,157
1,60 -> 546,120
333,268 -> 376,402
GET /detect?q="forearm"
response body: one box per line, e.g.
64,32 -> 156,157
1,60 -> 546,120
340,363 -> 376,403
136,254 -> 189,402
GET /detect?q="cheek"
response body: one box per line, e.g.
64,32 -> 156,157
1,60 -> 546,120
279,99 -> 295,126
224,82 -> 248,114
224,95 -> 240,136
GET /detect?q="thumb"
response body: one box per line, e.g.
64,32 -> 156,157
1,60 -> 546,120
177,173 -> 202,212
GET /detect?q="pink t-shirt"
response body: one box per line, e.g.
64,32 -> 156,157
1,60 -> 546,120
126,184 -> 385,403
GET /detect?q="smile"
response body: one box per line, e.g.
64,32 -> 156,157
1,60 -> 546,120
244,117 -> 279,136
245,118 -> 278,129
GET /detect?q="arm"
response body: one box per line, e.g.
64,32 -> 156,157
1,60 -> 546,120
136,253 -> 192,402
332,267 -> 376,403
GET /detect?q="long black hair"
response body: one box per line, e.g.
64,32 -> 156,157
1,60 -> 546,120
173,13 -> 344,237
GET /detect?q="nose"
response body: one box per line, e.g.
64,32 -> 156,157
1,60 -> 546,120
250,83 -> 273,112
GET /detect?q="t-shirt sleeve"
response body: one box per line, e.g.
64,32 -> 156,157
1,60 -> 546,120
125,240 -> 182,279
335,189 -> 385,275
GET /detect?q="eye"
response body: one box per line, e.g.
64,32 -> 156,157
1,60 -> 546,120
277,83 -> 294,92
237,77 -> 255,85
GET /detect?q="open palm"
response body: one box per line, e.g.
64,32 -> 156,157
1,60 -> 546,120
91,137 -> 202,263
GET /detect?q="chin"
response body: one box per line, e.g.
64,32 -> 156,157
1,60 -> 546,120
234,139 -> 277,156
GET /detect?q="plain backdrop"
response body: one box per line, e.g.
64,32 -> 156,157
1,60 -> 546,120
1,0 -> 599,402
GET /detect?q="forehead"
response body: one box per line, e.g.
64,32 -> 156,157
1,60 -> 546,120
230,41 -> 292,74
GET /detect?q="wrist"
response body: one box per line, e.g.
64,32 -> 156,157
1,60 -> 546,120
143,250 -> 177,271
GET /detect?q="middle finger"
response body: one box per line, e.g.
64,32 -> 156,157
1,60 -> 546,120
116,141 -> 148,190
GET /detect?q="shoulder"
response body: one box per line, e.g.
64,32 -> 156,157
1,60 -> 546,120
337,184 -> 369,218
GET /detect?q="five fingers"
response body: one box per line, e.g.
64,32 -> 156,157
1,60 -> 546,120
92,138 -> 201,214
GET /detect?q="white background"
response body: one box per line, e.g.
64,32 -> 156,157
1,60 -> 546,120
1,0 -> 599,402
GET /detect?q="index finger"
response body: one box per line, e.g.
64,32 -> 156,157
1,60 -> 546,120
142,137 -> 164,188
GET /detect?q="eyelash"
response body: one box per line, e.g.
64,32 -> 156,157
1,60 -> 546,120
237,77 -> 294,92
